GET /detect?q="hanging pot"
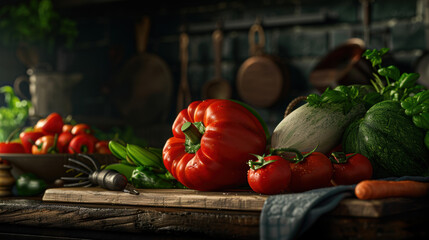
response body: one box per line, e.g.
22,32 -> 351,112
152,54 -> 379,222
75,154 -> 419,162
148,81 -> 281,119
236,23 -> 288,108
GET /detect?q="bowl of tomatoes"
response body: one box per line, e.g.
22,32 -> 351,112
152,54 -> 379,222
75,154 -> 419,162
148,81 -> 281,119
0,113 -> 119,183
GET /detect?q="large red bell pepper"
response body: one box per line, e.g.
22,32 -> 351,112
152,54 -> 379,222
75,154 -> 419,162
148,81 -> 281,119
162,99 -> 267,191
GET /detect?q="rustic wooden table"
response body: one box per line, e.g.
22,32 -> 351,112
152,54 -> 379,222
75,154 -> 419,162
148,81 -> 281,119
0,188 -> 428,240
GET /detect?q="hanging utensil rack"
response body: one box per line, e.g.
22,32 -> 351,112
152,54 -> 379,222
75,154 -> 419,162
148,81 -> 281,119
181,11 -> 338,34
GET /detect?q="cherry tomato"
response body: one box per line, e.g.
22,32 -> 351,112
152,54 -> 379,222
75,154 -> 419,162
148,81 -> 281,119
95,140 -> 111,154
62,124 -> 73,133
71,123 -> 92,135
57,131 -> 74,153
330,152 -> 373,186
0,142 -> 25,153
247,155 -> 291,195
68,134 -> 94,154
19,131 -> 44,153
31,135 -> 58,154
272,148 -> 334,193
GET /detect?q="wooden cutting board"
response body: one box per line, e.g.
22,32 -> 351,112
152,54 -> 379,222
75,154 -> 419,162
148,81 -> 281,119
43,187 -> 267,211
42,187 -> 428,217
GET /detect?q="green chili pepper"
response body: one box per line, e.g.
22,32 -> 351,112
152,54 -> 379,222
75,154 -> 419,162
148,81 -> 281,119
15,173 -> 47,196
131,166 -> 178,189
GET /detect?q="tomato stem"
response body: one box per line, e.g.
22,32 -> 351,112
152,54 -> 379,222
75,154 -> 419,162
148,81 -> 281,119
181,122 -> 202,145
47,134 -> 59,153
329,152 -> 357,164
248,154 -> 276,170
270,146 -> 317,164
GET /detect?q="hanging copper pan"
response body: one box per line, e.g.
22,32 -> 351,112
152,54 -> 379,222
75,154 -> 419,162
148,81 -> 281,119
236,23 -> 288,108
309,38 -> 371,92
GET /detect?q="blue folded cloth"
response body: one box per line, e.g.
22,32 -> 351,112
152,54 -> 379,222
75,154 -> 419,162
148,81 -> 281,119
260,176 -> 429,240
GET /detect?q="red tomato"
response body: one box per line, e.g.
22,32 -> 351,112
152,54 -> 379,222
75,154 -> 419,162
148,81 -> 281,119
71,123 -> 92,135
247,155 -> 291,195
57,131 -> 74,153
68,134 -> 94,154
34,113 -> 64,135
330,152 -> 373,186
286,151 -> 333,192
95,140 -> 111,154
62,124 -> 73,133
19,131 -> 44,153
0,142 -> 25,153
31,135 -> 58,154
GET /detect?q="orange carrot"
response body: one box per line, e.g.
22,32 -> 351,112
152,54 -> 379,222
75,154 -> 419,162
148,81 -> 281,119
355,180 -> 429,200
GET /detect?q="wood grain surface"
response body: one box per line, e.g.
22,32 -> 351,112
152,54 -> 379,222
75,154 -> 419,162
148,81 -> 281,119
1,194 -> 428,240
42,187 -> 429,218
43,187 -> 268,211
0,198 -> 260,240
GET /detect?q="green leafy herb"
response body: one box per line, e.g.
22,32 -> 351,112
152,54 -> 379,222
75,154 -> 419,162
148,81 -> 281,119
362,48 -> 389,68
307,85 -> 365,114
363,48 -> 425,102
401,90 -> 429,150
0,86 -> 31,141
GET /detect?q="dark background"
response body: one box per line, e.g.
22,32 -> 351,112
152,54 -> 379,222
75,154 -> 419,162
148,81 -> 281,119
0,0 -> 427,147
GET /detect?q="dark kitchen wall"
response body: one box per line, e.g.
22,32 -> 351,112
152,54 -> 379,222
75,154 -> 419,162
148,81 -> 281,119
0,0 -> 427,146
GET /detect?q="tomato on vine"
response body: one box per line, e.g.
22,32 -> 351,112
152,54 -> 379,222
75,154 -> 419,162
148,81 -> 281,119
247,154 -> 291,195
330,152 -> 373,186
271,147 -> 333,192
